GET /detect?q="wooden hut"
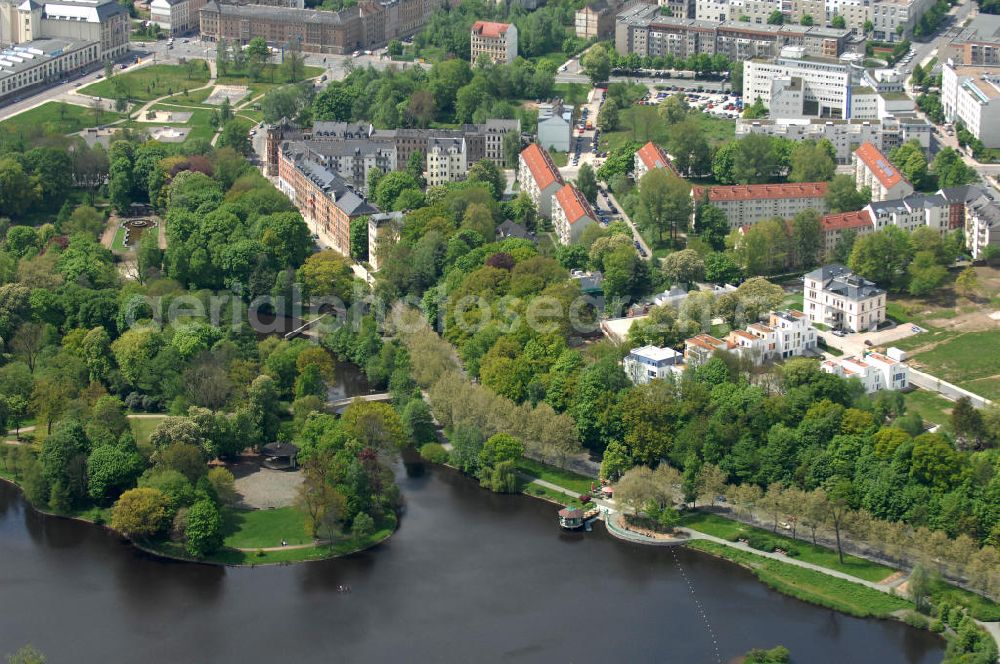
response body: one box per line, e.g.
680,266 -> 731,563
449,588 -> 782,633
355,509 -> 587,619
262,442 -> 299,470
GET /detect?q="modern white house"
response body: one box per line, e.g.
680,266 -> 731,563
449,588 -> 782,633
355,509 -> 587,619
804,264 -> 886,333
941,62 -> 1000,149
517,143 -> 564,218
551,183 -> 598,245
743,52 -> 852,119
623,345 -> 684,384
725,310 -> 819,364
854,142 -> 914,202
822,352 -> 910,392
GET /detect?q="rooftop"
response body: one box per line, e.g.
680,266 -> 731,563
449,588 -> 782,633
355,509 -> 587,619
471,20 -> 512,38
630,345 -> 682,361
520,143 -> 563,191
821,209 -> 874,233
555,184 -> 597,224
635,141 -> 678,175
691,182 -> 828,202
806,264 -> 884,300
0,39 -> 93,81
855,142 -> 907,189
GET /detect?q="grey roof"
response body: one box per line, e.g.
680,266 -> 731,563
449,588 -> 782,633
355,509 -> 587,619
312,121 -> 372,139
262,441 -> 298,457
0,39 -> 93,82
806,264 -> 884,300
868,193 -> 947,214
952,12 -> 1000,45
496,219 -> 529,239
286,146 -> 378,217
616,5 -> 850,39
938,185 -> 984,205
201,0 -> 354,24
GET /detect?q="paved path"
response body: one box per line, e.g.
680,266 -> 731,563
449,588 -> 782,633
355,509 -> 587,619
328,392 -> 392,409
606,191 -> 652,261
236,540 -> 327,552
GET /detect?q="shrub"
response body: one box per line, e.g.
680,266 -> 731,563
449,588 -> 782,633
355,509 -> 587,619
351,512 -> 375,540
904,612 -> 929,629
419,443 -> 449,464
930,620 -> 945,633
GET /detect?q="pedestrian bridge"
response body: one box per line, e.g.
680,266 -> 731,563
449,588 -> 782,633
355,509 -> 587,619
329,392 -> 392,413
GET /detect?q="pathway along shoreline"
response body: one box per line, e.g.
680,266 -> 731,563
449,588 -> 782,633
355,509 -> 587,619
0,475 -> 397,568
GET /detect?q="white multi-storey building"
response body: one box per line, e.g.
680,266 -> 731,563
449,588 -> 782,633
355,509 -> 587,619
865,192 -> 951,234
854,142 -> 914,201
367,211 -> 403,271
517,143 -> 564,218
804,264 -> 886,333
966,194 -> 1000,259
822,352 -> 910,392
551,184 -> 598,245
735,116 -> 932,164
743,52 -> 853,119
470,20 -> 517,64
941,62 -> 1000,149
692,182 -> 829,230
426,137 -> 467,187
623,345 -> 685,384
870,0 -> 933,43
726,310 -> 819,364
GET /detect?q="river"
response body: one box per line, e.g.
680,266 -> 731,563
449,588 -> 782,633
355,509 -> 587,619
0,456 -> 944,664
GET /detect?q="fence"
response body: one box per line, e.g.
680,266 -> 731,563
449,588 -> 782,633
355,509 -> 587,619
908,367 -> 994,409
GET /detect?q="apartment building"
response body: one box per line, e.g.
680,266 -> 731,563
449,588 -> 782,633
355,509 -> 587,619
623,345 -> 684,384
368,211 -> 404,271
278,143 -> 379,256
691,182 -> 828,230
0,38 -> 100,100
866,192 -> 951,234
552,184 -> 598,245
695,0 -> 729,21
470,20 -> 517,65
724,0 -> 782,25
966,194 -> 1000,259
870,0 -> 933,43
518,143 -> 564,218
634,141 -> 679,181
725,310 -> 818,363
826,0 -> 869,32
743,53 -> 853,119
854,142 -> 913,201
683,334 -> 735,367
615,6 -> 850,59
0,0 -> 127,60
942,62 -> 1000,149
941,13 -> 1000,66
820,209 -> 874,258
804,263 -> 885,332
426,137 -> 467,187
282,138 -> 396,196
576,1 -> 616,39
822,352 -> 910,392
200,0 -> 444,54
735,116 -> 931,164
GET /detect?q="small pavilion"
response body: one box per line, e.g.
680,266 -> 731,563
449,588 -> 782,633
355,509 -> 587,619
261,442 -> 300,470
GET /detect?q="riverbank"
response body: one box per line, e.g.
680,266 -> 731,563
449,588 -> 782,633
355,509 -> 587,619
0,474 -> 396,567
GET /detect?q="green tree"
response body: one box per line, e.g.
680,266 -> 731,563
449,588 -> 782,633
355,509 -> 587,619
662,248 -> 705,285
742,97 -> 768,120
581,44 -> 611,85
576,162 -> 598,204
955,266 -> 979,298
185,498 -> 223,557
848,227 -> 913,287
704,251 -> 741,284
825,174 -> 870,213
789,140 -> 836,182
791,209 -> 822,269
767,9 -> 785,23
907,250 -> 947,295
218,120 -> 251,156
597,98 -> 619,130
889,139 -> 927,189
800,13 -> 814,24
467,159 -> 504,200
831,14 -> 846,28
636,168 -> 691,246
87,443 -> 144,500
932,147 -> 978,187
374,171 -> 421,210
350,217 -> 369,261
111,487 -> 171,538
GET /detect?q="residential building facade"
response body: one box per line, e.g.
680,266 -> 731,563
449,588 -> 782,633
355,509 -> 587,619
633,141 -> 679,181
575,1 -> 615,38
551,183 -> 598,245
870,0 -> 933,43
941,62 -> 1000,149
425,137 -> 467,187
804,263 -> 886,332
537,101 -> 571,152
615,5 -> 850,59
854,141 -> 913,201
368,211 -> 404,271
691,182 -> 828,229
623,345 -> 684,384
518,143 -> 564,218
470,20 -> 517,64
941,13 -> 1000,66
725,310 -> 818,363
0,37 -> 100,99
822,352 -> 910,392
820,209 -> 874,258
743,53 -> 853,119
966,194 -> 1000,259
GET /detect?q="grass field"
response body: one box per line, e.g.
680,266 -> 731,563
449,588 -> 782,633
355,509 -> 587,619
929,577 -> 1000,621
129,416 -> 167,448
222,507 -> 311,549
679,511 -> 896,583
0,102 -> 122,138
81,62 -> 211,101
548,149 -> 569,167
902,329 -> 1000,400
515,458 -> 596,494
686,540 -> 912,618
216,64 -> 324,98
903,389 -> 955,432
523,483 -> 590,510
601,107 -> 735,152
553,82 -> 591,106
147,105 -> 219,143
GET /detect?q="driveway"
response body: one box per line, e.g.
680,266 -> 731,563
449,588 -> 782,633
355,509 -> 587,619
817,323 -> 922,357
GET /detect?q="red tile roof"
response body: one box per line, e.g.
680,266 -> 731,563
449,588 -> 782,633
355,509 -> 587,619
821,209 -> 874,233
555,184 -> 597,225
854,142 -> 906,189
691,182 -> 828,202
471,21 -> 512,38
520,143 -> 564,191
635,141 -> 678,176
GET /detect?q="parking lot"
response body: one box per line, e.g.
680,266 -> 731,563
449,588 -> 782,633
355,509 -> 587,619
641,84 -> 744,120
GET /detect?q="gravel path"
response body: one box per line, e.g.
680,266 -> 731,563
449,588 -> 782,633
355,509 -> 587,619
232,463 -> 303,510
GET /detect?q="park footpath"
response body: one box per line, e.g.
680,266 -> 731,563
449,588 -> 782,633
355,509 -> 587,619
537,474 -> 1000,656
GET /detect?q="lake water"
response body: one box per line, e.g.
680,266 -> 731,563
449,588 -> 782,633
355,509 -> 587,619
0,458 -> 944,663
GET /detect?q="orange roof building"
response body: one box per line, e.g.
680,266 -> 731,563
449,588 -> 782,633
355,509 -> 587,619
854,142 -> 914,201
471,21 -> 518,64
690,182 -> 830,230
518,143 -> 565,218
820,209 -> 874,258
552,184 -> 598,245
634,141 -> 679,180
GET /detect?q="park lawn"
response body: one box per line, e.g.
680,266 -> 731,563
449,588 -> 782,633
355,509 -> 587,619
0,102 -> 122,138
523,483 -> 589,510
129,415 -> 167,447
515,458 -> 595,494
216,64 -> 324,97
80,62 -> 210,101
929,577 -> 1000,621
601,107 -> 735,152
161,87 -> 214,106
903,389 -> 955,432
686,540 -> 911,618
222,506 -> 311,549
781,292 -> 804,311
547,149 -> 569,167
148,105 -> 219,143
553,82 -> 591,106
904,329 -> 1000,397
679,511 -> 896,583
